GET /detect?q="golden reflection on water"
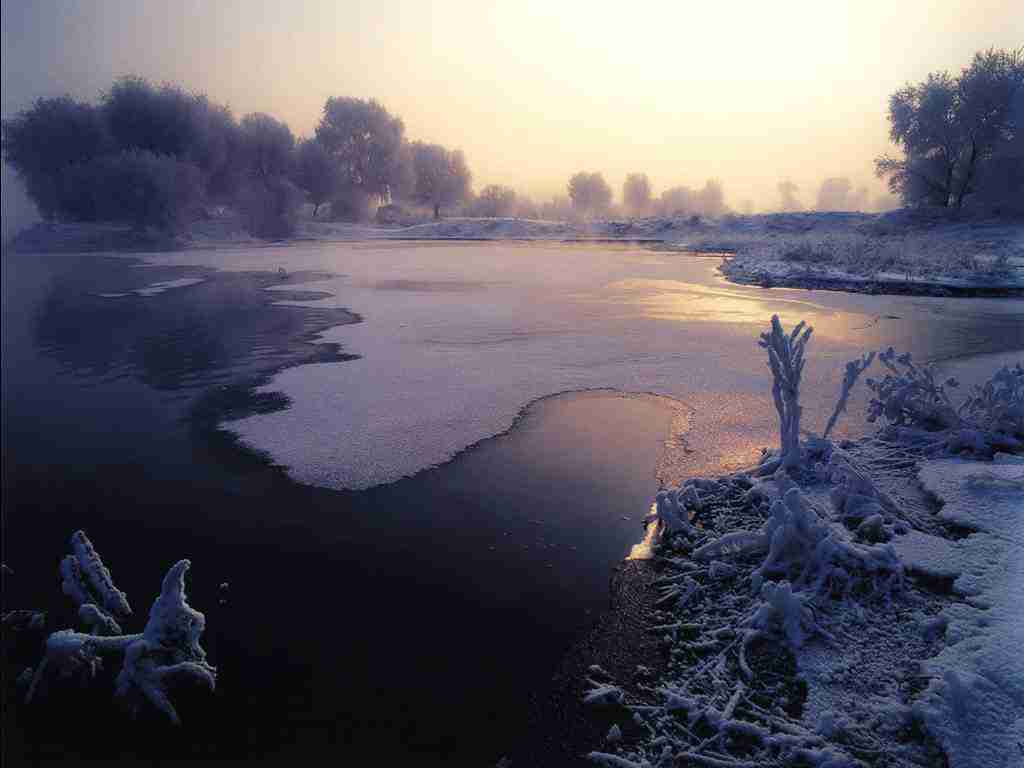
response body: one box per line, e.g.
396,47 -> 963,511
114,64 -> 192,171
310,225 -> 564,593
627,503 -> 659,560
607,278 -> 835,329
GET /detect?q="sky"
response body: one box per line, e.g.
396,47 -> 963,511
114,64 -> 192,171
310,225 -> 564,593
2,0 -> 1023,214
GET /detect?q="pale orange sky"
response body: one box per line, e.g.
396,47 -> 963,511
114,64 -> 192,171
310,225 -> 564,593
2,0 -> 1022,209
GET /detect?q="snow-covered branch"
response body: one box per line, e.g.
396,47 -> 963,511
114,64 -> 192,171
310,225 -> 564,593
24,531 -> 215,725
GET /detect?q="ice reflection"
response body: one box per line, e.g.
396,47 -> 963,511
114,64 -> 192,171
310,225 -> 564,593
607,278 -> 835,328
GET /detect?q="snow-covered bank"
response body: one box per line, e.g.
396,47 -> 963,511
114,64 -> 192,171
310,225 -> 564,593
902,456 -> 1024,768
11,210 -> 1022,297
580,318 -> 1023,768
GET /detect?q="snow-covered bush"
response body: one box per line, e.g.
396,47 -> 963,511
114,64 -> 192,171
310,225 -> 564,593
866,348 -> 960,431
694,486 -> 904,600
24,531 -> 215,725
868,349 -> 1024,455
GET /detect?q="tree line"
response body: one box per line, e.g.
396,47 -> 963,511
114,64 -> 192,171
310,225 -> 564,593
1,78 -> 475,235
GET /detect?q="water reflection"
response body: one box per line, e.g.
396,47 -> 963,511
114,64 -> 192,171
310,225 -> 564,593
605,278 -> 839,329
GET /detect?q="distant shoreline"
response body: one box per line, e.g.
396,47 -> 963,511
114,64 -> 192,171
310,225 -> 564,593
8,210 -> 1024,299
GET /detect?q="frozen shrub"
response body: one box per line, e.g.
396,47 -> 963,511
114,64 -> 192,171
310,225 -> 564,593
866,348 -> 960,430
868,349 -> 1024,454
960,363 -> 1024,437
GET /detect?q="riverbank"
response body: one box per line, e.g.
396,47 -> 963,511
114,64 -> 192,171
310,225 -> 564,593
574,361 -> 1024,768
9,210 -> 1024,298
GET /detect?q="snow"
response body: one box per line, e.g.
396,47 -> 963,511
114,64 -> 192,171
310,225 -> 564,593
910,457 -> 1024,768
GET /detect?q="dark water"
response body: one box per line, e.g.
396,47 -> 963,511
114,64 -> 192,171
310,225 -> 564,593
2,251 -> 676,765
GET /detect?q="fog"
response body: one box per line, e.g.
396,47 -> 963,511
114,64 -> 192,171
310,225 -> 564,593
2,0 -> 1022,230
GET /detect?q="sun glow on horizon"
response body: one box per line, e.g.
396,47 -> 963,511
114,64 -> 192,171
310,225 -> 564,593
3,0 -> 1022,210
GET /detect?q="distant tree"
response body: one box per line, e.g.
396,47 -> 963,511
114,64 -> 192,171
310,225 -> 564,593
239,113 -> 294,180
315,97 -> 406,206
696,179 -> 727,218
409,142 -> 472,219
540,195 -> 573,220
2,96 -> 109,218
237,114 -> 298,237
103,77 -> 196,157
777,180 -> 802,212
876,47 -> 1024,210
513,195 -> 539,219
848,185 -> 870,212
189,99 -> 243,201
473,184 -> 517,217
815,177 -> 853,211
622,173 -> 652,217
660,186 -> 695,216
567,171 -> 612,217
293,139 -> 339,218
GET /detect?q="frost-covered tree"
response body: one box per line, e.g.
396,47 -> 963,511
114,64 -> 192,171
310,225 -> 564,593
876,47 -> 1024,211
409,141 -> 472,219
1,96 -> 109,218
315,97 -> 406,205
622,172 -> 652,217
567,171 -> 612,217
239,113 -> 294,180
815,177 -> 853,211
777,179 -> 802,212
696,178 -> 728,218
473,184 -> 517,217
237,113 -> 299,237
660,185 -> 695,216
293,138 -> 340,218
540,195 -> 573,220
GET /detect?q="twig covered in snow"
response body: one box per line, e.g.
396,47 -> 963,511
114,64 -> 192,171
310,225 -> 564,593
25,531 -> 215,725
757,316 -> 813,474
823,352 -> 876,440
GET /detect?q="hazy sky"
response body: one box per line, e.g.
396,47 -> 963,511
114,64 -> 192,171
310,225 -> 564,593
2,0 -> 1022,209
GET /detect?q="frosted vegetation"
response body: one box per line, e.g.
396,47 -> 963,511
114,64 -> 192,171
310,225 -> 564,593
9,531 -> 215,725
708,224 -> 1023,287
3,48 -> 1019,248
590,315 -> 1023,768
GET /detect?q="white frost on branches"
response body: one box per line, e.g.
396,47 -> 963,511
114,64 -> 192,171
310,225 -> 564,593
757,316 -> 813,474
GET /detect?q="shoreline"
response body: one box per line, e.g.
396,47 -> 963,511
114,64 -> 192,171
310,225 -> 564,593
8,211 -> 1023,300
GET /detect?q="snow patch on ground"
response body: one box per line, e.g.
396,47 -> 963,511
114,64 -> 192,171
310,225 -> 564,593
911,458 -> 1024,768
